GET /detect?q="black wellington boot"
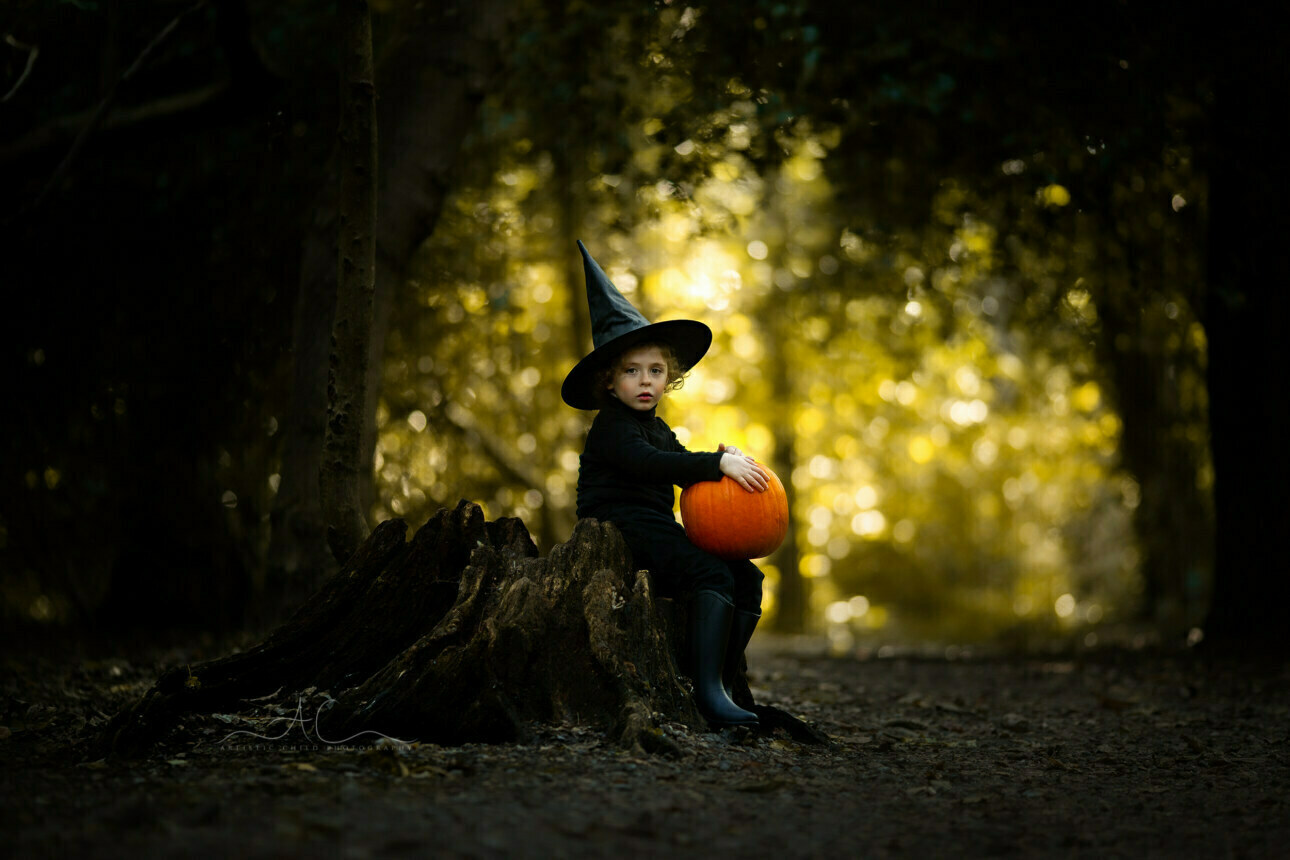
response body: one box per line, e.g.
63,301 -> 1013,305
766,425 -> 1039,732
690,590 -> 759,728
722,609 -> 761,700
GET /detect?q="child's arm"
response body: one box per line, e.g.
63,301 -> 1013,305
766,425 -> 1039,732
591,415 -> 725,488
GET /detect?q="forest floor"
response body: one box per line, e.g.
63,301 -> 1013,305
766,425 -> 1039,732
2,631 -> 1288,859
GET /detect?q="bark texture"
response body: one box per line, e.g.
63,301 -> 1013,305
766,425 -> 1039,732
320,0 -> 379,566
268,0 -> 519,611
99,502 -> 823,759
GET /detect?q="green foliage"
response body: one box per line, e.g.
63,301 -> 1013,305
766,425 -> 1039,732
373,0 -> 1211,645
2,0 -> 1211,644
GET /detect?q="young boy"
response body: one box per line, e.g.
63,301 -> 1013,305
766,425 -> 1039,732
562,240 -> 769,729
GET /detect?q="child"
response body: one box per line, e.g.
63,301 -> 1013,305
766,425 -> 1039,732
561,240 -> 770,729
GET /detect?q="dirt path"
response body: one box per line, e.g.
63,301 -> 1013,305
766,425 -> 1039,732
3,636 -> 1287,858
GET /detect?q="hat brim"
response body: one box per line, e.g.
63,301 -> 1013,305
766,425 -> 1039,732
561,319 -> 712,410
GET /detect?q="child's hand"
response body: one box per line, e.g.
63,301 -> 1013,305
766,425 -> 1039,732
720,451 -> 770,493
717,442 -> 745,458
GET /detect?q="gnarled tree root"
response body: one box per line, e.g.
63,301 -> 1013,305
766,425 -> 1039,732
97,501 -> 827,758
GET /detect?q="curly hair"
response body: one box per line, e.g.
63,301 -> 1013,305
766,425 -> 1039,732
593,341 -> 691,404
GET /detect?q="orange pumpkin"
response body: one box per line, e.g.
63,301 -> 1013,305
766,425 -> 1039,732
680,464 -> 789,560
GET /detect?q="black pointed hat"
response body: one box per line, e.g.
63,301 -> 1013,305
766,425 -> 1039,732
561,240 -> 712,410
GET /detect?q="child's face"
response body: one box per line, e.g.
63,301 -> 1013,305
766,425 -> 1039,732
608,345 -> 669,411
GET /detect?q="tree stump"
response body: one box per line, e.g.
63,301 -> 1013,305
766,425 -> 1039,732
98,500 -> 824,758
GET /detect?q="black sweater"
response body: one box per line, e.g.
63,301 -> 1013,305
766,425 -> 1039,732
576,398 -> 724,520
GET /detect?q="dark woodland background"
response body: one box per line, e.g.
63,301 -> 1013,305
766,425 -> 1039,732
3,0 -> 1287,656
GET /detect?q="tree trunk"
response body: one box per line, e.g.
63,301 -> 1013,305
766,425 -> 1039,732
98,502 -> 826,758
1200,21 -> 1290,654
1094,234 -> 1212,638
768,312 -> 806,633
268,0 -> 518,615
264,228 -> 340,623
320,0 -> 379,566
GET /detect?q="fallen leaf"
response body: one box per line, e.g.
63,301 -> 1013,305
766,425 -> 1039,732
735,779 -> 791,793
936,701 -> 974,715
1096,688 -> 1137,711
883,727 -> 919,741
885,718 -> 930,731
1000,713 -> 1029,732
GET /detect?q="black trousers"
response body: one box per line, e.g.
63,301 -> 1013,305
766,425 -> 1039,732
607,506 -> 764,613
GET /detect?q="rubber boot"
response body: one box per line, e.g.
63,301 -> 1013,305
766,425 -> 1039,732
722,609 -> 761,700
690,590 -> 759,728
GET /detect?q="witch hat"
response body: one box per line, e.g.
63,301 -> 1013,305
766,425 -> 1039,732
561,240 -> 712,409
